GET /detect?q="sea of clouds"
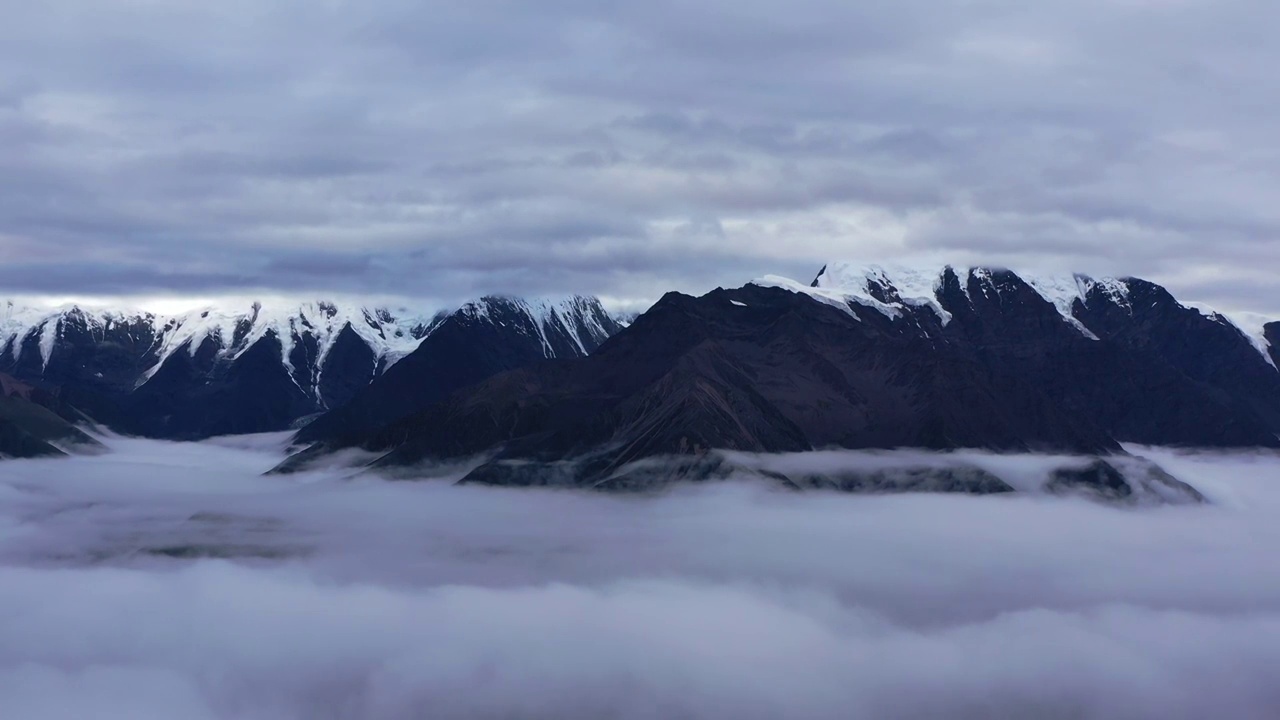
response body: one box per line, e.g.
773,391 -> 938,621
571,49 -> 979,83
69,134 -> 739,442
2,434 -> 1280,719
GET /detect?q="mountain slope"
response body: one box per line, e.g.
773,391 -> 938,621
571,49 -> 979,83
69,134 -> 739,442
0,373 -> 103,458
277,263 -> 1280,485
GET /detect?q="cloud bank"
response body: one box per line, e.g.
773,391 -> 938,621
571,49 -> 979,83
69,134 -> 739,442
2,1 -> 1279,312
2,437 -> 1280,718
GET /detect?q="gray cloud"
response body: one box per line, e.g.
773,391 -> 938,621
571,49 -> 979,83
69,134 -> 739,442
0,0 -> 1277,312
3,437 -> 1280,717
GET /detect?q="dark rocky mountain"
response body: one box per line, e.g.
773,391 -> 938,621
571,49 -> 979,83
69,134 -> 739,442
0,373 -> 103,458
1,296 -> 622,441
295,296 -> 625,446
276,263 -> 1280,490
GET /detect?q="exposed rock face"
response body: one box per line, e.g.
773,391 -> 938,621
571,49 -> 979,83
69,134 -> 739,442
1047,460 -> 1134,500
279,264 -> 1280,492
454,449 -> 1202,504
786,466 -> 1016,495
1046,458 -> 1206,505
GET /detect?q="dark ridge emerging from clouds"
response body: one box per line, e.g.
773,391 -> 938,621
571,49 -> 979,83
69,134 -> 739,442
2,0 -> 1278,311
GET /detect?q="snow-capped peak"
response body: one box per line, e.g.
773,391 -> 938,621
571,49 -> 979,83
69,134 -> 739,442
754,262 -> 1279,370
139,299 -> 445,392
453,295 -> 619,357
756,262 -> 1127,338
1,300 -> 59,369
752,275 -> 866,320
753,263 -> 956,325
1,300 -> 156,371
812,262 -> 955,325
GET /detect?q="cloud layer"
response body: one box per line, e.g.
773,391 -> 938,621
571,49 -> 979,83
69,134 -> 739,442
2,1 -> 1278,311
2,436 -> 1280,718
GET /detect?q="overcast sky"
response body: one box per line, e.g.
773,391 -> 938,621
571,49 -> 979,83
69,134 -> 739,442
1,0 -> 1277,313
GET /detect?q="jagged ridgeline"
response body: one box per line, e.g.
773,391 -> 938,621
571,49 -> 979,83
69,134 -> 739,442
0,296 -> 624,440
278,263 -> 1280,491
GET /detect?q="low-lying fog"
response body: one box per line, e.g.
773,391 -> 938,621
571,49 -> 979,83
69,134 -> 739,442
2,435 -> 1279,719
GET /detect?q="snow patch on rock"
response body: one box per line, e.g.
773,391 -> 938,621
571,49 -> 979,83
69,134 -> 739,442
1187,307 -> 1277,370
751,275 -> 862,320
813,263 -> 954,325
1021,274 -> 1103,340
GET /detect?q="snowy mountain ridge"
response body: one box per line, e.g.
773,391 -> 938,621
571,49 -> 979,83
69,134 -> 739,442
282,263 -> 1280,482
2,295 -> 620,383
1,298 -> 440,378
139,300 -> 444,389
1,300 -> 154,371
0,294 -> 627,439
753,262 -> 1277,369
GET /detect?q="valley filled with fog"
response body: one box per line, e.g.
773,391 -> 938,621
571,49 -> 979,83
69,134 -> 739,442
3,436 -> 1280,719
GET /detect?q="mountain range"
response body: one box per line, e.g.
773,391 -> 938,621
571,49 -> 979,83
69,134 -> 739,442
0,295 -> 622,443
275,263 -> 1280,492
4,262 -> 1279,501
